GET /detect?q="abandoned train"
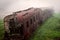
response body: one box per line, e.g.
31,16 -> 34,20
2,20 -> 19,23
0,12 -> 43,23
4,7 -> 53,40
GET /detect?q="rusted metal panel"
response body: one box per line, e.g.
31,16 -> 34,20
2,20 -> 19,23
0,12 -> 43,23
4,7 -> 53,40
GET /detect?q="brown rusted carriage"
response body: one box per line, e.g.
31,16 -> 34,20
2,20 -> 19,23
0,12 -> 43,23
4,7 -> 53,40
4,8 -> 43,40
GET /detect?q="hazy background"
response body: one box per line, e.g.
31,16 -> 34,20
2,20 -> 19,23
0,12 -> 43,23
0,0 -> 60,19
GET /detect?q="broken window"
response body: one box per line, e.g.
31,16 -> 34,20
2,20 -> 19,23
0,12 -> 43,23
33,16 -> 35,22
9,18 -> 15,28
26,21 -> 29,27
19,24 -> 24,35
30,18 -> 33,24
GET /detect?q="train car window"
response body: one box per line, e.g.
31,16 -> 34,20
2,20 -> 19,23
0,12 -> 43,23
9,18 -> 15,28
15,23 -> 23,34
9,28 -> 14,34
33,16 -> 35,22
19,24 -> 24,35
36,15 -> 38,19
26,21 -> 29,27
30,18 -> 33,24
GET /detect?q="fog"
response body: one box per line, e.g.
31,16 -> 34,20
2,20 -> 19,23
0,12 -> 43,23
0,0 -> 60,19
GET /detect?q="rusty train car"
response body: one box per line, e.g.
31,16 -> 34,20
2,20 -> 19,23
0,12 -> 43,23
4,7 -> 53,40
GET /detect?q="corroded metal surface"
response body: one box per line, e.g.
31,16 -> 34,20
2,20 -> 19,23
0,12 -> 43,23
4,7 -> 53,40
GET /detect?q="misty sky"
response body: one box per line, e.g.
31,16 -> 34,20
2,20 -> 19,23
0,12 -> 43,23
0,0 -> 60,19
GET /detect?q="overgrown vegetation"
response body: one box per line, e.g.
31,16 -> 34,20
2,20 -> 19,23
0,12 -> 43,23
0,20 -> 4,40
30,13 -> 60,40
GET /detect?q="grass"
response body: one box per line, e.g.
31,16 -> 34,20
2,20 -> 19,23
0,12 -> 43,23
0,20 -> 4,40
0,13 -> 60,40
30,13 -> 60,40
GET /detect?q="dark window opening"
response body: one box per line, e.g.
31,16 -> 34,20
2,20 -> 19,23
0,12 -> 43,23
9,18 -> 24,35
9,18 -> 15,28
26,21 -> 29,27
33,16 -> 35,21
15,28 -> 19,33
9,28 -> 14,34
30,18 -> 33,24
19,24 -> 24,35
9,18 -> 16,34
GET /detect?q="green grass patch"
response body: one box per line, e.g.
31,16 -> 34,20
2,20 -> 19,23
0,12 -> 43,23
0,20 -> 4,40
30,13 -> 60,40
